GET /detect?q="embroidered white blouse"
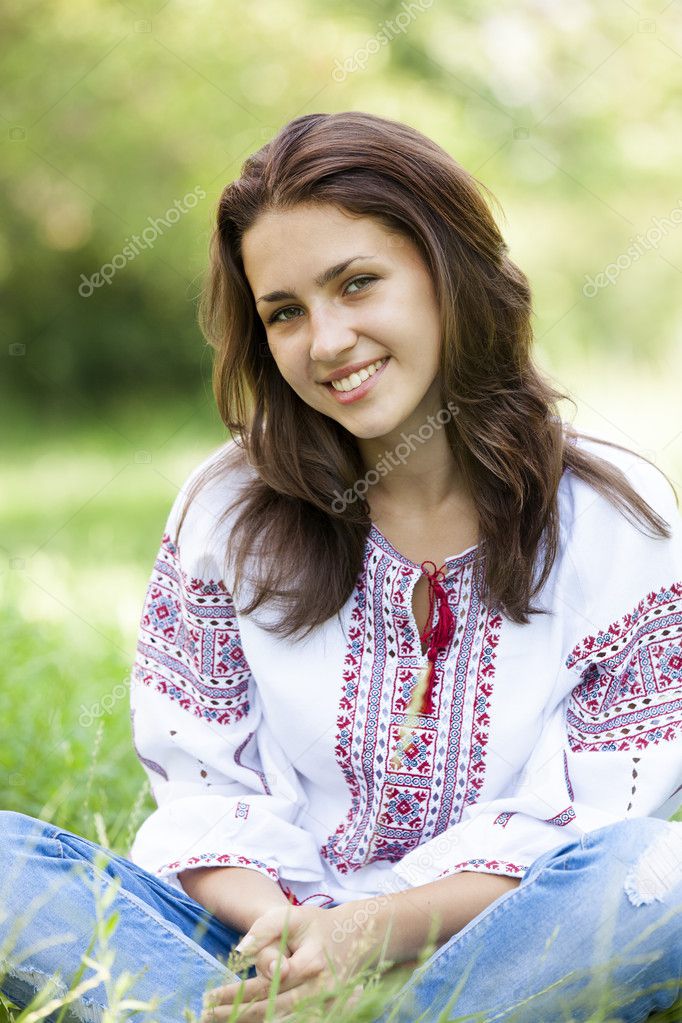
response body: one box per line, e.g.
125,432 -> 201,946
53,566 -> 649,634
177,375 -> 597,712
128,430 -> 682,908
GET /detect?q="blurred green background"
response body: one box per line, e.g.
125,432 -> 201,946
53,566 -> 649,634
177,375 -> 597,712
1,0 -> 681,849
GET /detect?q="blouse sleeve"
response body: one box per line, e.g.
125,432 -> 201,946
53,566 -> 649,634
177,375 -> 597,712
390,450 -> 682,888
127,450 -> 325,893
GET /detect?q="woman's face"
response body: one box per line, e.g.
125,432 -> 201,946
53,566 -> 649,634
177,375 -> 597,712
241,202 -> 443,441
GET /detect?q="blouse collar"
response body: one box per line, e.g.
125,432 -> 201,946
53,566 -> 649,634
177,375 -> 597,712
367,521 -> 480,574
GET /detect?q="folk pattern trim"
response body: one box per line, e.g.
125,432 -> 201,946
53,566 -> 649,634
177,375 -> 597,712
234,731 -> 271,795
129,707 -> 168,780
320,537 -> 503,875
494,811 -> 516,829
494,805 -> 575,829
158,851 -> 279,882
278,881 -> 336,908
134,532 -> 252,725
544,805 -> 577,827
565,582 -> 682,752
436,858 -> 526,879
563,749 -> 575,801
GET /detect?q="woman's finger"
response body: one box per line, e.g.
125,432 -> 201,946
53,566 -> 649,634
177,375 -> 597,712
286,943 -> 328,983
202,973 -> 270,1018
201,962 -> 359,1023
201,952 -> 300,1022
235,905 -> 293,958
253,941 -> 291,980
201,972 -> 320,1023
205,969 -> 267,1010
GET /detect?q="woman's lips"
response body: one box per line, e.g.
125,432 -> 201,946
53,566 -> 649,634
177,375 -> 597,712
323,357 -> 390,404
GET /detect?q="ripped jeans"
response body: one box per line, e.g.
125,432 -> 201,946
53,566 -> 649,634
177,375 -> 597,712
0,811 -> 681,1023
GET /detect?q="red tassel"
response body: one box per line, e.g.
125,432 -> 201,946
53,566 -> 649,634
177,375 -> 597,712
390,561 -> 456,772
415,561 -> 456,716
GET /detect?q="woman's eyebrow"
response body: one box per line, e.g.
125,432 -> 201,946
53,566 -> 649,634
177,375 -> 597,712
255,255 -> 374,306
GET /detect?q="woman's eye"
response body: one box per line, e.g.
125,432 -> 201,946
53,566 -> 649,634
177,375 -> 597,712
345,274 -> 375,294
267,306 -> 298,325
266,275 -> 376,326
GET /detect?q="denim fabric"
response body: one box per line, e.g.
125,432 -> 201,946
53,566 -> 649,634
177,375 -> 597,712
372,816 -> 682,1023
1,812 -> 681,1023
0,811 -> 247,1022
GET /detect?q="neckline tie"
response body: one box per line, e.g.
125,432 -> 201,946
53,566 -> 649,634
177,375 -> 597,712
389,561 -> 456,771
412,560 -> 456,715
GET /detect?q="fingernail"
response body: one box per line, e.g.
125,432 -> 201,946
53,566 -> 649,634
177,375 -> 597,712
266,959 -> 276,978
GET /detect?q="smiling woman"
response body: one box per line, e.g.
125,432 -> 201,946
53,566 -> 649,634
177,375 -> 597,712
241,203 -> 444,433
1,110 -> 681,1023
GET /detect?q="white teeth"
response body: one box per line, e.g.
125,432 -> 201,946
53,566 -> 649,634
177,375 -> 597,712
330,357 -> 387,392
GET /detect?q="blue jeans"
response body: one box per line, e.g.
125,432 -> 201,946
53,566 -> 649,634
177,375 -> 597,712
0,812 -> 680,1023
375,815 -> 682,1023
0,811 -> 246,1022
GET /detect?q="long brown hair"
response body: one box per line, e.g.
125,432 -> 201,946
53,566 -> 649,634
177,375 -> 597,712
178,110 -> 676,640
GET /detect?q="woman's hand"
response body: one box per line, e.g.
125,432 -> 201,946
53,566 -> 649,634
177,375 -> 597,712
199,902 -> 380,1022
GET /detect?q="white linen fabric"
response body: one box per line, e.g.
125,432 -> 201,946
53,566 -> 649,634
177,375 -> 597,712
128,430 -> 682,907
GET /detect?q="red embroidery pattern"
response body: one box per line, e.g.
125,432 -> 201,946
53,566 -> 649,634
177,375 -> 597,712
544,806 -> 577,827
320,533 -> 502,874
565,583 -> 682,752
277,880 -> 336,908
493,811 -> 515,829
159,851 -> 279,881
494,806 -> 575,829
563,749 -> 575,801
436,858 -> 526,879
133,533 -> 252,724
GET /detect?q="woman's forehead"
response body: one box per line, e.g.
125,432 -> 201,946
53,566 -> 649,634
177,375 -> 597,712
241,208 -> 410,294
243,203 -> 393,247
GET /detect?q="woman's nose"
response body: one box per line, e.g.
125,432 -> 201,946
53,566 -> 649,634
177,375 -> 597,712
307,302 -> 358,363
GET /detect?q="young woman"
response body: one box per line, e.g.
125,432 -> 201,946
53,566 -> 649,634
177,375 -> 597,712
1,110 -> 681,1023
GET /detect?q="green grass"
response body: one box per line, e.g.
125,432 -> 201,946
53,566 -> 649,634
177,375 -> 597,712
1,394 -> 227,843
1,382 -> 681,1022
